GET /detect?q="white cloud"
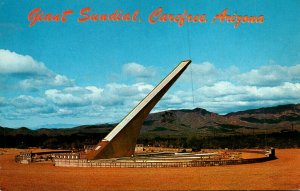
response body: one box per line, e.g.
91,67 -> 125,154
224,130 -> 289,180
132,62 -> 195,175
154,62 -> 300,113
19,74 -> 74,91
0,97 -> 7,106
0,49 -> 74,91
182,62 -> 300,88
181,62 -> 239,86
0,95 -> 56,120
45,87 -> 96,107
12,95 -> 46,108
52,75 -> 73,86
192,81 -> 300,113
122,62 -> 155,79
0,49 -> 50,75
100,82 -> 153,107
57,108 -> 75,116
200,81 -> 242,98
238,64 -> 300,86
198,82 -> 300,101
39,83 -> 153,117
1,56 -> 300,126
162,94 -> 183,105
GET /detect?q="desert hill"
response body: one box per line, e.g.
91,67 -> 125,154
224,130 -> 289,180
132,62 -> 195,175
1,104 -> 299,149
141,104 -> 300,136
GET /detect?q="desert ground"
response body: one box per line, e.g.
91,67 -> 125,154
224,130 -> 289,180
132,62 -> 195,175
0,149 -> 299,190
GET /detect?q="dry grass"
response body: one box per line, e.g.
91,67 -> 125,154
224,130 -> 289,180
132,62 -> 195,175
0,148 -> 299,190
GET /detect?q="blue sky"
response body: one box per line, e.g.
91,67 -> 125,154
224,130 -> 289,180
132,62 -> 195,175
0,0 -> 299,128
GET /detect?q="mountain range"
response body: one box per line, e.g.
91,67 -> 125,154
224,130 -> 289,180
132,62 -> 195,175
1,103 -> 299,138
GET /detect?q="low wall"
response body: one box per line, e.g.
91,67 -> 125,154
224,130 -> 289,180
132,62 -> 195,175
55,155 -> 272,168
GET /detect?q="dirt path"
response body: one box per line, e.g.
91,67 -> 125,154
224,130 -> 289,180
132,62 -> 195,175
0,149 -> 299,190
